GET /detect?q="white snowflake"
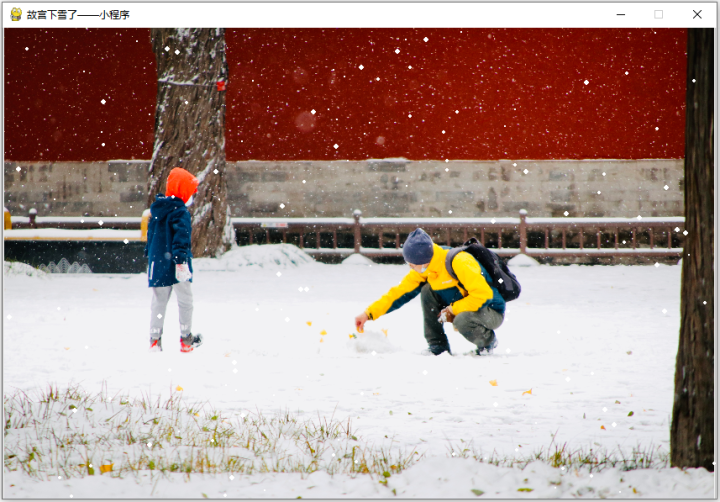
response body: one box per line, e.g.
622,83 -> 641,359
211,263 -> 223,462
491,218 -> 496,224
285,317 -> 290,322
311,109 -> 316,115
445,168 -> 449,172
637,215 -> 642,220
448,210 -> 452,214
408,114 -> 412,118
664,185 -> 669,190
175,49 -> 180,55
157,314 -> 162,319
333,144 -> 339,149
597,191 -> 601,195
423,37 -> 429,42
564,211 -> 569,216
276,271 -> 282,277
358,64 -> 364,70
214,169 -> 219,174
584,80 -> 589,85
101,99 -> 106,105
123,239 -> 129,244
395,48 -> 400,54
408,65 -> 412,69
683,230 -> 688,236
98,220 -> 104,226
523,169 -> 529,174
15,166 -> 20,172
164,46 -> 170,52
279,203 -> 285,209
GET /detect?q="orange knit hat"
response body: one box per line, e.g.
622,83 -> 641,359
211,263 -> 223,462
165,167 -> 199,203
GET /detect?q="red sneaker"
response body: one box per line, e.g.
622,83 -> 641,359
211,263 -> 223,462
149,338 -> 162,352
180,333 -> 203,353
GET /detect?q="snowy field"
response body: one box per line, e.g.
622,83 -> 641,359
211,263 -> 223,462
2,245 -> 714,498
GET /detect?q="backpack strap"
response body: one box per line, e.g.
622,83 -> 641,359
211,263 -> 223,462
444,246 -> 466,282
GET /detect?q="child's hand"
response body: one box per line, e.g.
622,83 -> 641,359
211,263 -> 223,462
355,312 -> 369,333
176,263 -> 192,282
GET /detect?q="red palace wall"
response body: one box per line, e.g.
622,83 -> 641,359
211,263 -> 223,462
5,28 -> 686,162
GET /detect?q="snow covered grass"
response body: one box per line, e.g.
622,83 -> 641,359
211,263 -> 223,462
3,246 -> 714,497
4,384 -> 419,482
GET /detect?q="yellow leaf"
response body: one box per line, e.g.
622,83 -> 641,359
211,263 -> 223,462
176,386 -> 183,391
522,388 -> 532,396
633,488 -> 637,494
306,321 -> 312,326
489,380 -> 498,387
357,327 -> 364,334
194,413 -> 200,417
600,425 -> 606,430
320,330 -> 327,335
319,338 -> 324,343
381,328 -> 388,337
373,392 -> 380,395
64,347 -> 70,350
99,464 -> 113,473
349,334 -> 356,339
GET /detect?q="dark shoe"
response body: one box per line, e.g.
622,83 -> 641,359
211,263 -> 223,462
180,333 -> 203,353
475,332 -> 498,355
421,343 -> 452,356
149,337 -> 162,352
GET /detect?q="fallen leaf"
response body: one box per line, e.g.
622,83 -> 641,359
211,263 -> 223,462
628,411 -> 634,417
600,425 -> 606,430
615,400 -> 621,404
100,464 -> 113,473
224,353 -> 230,357
319,338 -> 324,343
357,328 -> 364,333
306,321 -> 312,326
176,386 -> 183,391
381,328 -> 388,336
471,489 -> 485,496
633,488 -> 638,494
522,388 -> 532,396
517,488 -> 533,492
320,330 -> 327,335
373,392 -> 380,395
489,380 -> 498,386
349,334 -> 356,339
627,351 -> 632,355
64,347 -> 70,350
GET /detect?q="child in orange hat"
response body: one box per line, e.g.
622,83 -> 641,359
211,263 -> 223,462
144,167 -> 204,353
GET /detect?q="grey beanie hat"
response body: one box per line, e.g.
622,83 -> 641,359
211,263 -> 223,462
402,228 -> 435,264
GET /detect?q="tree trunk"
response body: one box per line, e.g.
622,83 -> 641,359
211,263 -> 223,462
147,28 -> 233,258
671,28 -> 714,472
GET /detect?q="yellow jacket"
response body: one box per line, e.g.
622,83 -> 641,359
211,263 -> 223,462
365,244 -> 505,320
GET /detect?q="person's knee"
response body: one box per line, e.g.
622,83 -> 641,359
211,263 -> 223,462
453,312 -> 473,333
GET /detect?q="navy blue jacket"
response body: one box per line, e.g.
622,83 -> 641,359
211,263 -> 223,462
144,194 -> 193,287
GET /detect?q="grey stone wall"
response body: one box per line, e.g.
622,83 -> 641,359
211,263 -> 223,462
4,159 -> 683,219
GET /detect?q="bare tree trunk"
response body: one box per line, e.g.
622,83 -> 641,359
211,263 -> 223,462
671,28 -> 714,472
147,28 -> 234,257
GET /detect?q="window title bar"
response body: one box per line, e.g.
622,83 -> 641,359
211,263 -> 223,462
3,3 -> 717,28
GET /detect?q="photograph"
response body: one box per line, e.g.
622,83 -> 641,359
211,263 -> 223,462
3,3 -> 715,498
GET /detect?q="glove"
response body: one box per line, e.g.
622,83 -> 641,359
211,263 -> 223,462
175,263 -> 192,282
438,306 -> 455,324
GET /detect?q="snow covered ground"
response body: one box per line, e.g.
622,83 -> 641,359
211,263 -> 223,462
3,245 -> 714,498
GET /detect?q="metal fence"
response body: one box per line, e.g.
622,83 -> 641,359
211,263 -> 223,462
9,209 -> 684,259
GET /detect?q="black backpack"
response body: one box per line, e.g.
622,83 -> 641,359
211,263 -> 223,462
444,237 -> 521,302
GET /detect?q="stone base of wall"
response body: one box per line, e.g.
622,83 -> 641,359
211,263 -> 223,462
5,159 -> 683,219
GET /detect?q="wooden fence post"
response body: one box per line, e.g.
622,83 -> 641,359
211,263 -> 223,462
353,210 -> 362,253
519,209 -> 527,254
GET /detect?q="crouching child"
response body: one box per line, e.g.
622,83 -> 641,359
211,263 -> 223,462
145,167 -> 204,353
354,228 -> 505,356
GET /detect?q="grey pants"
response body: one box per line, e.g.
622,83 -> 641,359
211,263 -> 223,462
149,282 -> 193,339
421,283 -> 504,348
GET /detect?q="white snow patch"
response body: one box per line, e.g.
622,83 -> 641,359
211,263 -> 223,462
341,253 -> 375,266
3,261 -> 48,278
349,330 -> 400,354
193,244 -> 317,271
507,254 -> 541,267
